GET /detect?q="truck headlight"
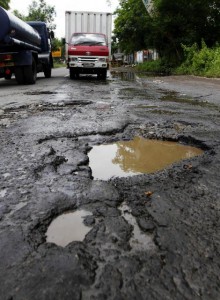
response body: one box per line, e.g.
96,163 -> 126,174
71,57 -> 78,62
99,57 -> 106,62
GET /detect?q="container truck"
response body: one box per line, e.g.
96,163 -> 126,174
0,6 -> 54,84
65,11 -> 112,79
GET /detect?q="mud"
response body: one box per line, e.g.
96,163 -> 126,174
88,136 -> 203,180
0,68 -> 219,300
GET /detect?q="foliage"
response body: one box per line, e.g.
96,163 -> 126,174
13,9 -> 26,20
135,59 -> 173,74
135,60 -> 164,72
114,0 -> 220,65
113,0 -> 153,54
150,0 -> 220,63
176,42 -> 220,77
0,0 -> 10,9
135,42 -> 220,78
111,35 -> 119,55
53,59 -> 65,68
13,0 -> 56,31
51,37 -> 62,52
27,0 -> 56,30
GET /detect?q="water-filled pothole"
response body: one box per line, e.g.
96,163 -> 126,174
111,71 -> 135,81
88,136 -> 203,180
46,210 -> 92,247
119,202 -> 156,251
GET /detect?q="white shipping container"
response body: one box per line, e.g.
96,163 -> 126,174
65,11 -> 112,55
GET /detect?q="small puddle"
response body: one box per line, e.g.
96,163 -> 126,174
88,136 -> 203,180
0,188 -> 7,198
25,91 -> 58,95
46,210 -> 92,247
160,91 -> 219,110
119,202 -> 156,251
111,71 -> 135,81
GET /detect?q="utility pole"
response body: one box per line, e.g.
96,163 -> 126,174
142,0 -> 152,12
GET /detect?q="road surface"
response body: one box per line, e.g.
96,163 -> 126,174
0,67 -> 219,300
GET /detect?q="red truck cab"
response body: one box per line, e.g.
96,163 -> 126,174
67,32 -> 109,79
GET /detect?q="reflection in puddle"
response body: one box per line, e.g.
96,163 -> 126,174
111,71 -> 135,81
88,136 -> 203,180
46,210 -> 92,247
161,91 -> 219,110
0,188 -> 7,198
119,202 -> 156,251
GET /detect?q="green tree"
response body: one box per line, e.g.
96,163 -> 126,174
0,0 -> 10,9
13,9 -> 26,20
114,0 -> 153,54
13,0 -> 56,31
26,0 -> 56,30
51,37 -> 62,52
151,0 -> 220,63
114,0 -> 220,65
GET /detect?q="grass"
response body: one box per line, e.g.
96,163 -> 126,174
134,43 -> 220,78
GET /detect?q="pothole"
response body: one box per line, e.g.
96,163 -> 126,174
119,202 -> 156,251
160,91 -> 219,110
110,71 -> 135,81
46,210 -> 93,247
24,91 -> 58,95
88,136 -> 203,180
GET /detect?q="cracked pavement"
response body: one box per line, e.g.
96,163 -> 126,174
0,68 -> 220,300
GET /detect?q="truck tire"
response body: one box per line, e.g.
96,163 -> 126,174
102,70 -> 107,80
15,67 -> 25,84
70,68 -> 79,79
98,70 -> 107,80
44,64 -> 52,78
70,68 -> 75,79
4,74 -> 12,80
24,58 -> 37,84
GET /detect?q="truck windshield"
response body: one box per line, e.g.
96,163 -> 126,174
70,33 -> 107,46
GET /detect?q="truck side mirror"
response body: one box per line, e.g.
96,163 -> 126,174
62,38 -> 66,45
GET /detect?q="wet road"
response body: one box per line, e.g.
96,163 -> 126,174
0,67 -> 220,300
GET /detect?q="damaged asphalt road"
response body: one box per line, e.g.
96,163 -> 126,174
0,68 -> 219,300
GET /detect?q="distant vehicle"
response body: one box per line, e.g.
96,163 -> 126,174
65,11 -> 112,79
0,6 -> 54,84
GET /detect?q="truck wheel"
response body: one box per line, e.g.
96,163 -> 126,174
4,74 -> 12,80
24,58 -> 37,84
15,67 -> 25,84
44,65 -> 52,78
102,70 -> 107,80
70,68 -> 76,79
98,70 -> 107,80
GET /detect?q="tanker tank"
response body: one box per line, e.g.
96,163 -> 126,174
0,6 -> 41,47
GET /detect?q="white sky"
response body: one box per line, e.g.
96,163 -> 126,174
9,0 -> 119,38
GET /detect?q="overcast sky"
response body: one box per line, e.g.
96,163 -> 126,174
9,0 -> 119,38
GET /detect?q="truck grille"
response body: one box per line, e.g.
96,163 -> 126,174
78,57 -> 98,63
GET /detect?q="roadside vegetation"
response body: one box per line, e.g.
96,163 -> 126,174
175,42 -> 220,77
53,59 -> 65,68
135,43 -> 220,78
114,0 -> 220,78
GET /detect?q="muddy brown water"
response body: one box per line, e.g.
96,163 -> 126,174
88,136 -> 203,180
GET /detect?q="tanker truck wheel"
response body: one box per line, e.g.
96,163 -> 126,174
43,64 -> 52,78
14,67 -> 25,84
24,58 -> 37,84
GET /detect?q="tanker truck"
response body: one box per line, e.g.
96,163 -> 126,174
0,6 -> 54,84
